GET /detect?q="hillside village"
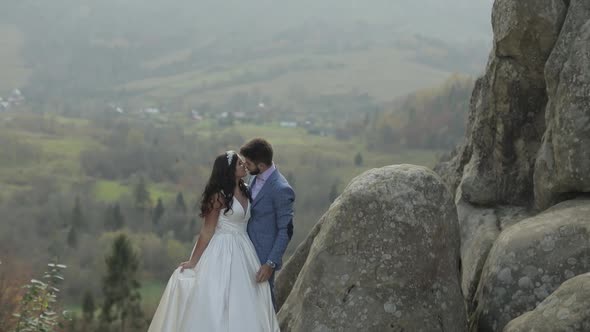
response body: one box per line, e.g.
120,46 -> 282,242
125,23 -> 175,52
0,89 -> 24,112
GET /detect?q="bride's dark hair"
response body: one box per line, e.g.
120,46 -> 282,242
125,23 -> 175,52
199,152 -> 249,217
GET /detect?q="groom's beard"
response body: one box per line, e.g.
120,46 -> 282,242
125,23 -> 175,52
248,167 -> 261,176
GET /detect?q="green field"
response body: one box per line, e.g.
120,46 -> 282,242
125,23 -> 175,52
140,279 -> 168,310
230,123 -> 441,180
0,111 -> 441,206
0,122 -> 96,182
94,180 -> 176,203
63,278 -> 167,317
94,180 -> 130,202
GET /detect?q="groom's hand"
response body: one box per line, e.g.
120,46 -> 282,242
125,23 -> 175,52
256,265 -> 273,283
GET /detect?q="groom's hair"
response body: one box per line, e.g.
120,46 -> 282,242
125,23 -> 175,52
240,138 -> 273,165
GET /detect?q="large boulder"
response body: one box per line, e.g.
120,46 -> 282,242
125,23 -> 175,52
278,165 -> 467,332
275,217 -> 325,310
534,0 -> 590,210
472,198 -> 590,331
503,272 -> 590,332
456,199 -> 530,310
436,0 -> 567,206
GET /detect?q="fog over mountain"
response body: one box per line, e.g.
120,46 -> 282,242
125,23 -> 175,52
0,0 -> 492,103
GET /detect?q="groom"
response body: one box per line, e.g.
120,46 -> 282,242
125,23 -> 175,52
240,138 -> 295,310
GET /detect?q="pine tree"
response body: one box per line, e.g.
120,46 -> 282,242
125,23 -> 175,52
112,203 -> 125,230
153,198 -> 165,225
175,192 -> 187,214
67,225 -> 78,248
71,196 -> 85,230
104,203 -> 125,231
354,152 -> 364,167
82,290 -> 95,324
67,196 -> 85,248
133,176 -> 151,210
100,234 -> 144,331
103,206 -> 112,231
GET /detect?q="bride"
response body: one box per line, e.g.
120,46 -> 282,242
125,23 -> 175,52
148,151 -> 279,332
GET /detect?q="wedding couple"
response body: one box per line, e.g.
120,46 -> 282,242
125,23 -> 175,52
148,138 -> 294,332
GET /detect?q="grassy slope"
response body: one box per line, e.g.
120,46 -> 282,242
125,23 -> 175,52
124,48 -> 452,106
0,23 -> 453,108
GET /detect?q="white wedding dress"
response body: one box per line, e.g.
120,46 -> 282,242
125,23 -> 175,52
148,197 -> 279,332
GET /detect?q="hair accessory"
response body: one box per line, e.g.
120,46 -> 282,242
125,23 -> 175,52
226,150 -> 236,166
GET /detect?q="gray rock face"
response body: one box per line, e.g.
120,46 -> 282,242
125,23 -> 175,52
439,0 -> 567,207
472,199 -> 590,331
493,0 -> 568,71
504,272 -> 590,332
432,1 -> 590,330
278,165 -> 466,332
275,216 -> 325,310
456,200 -> 530,309
433,136 -> 472,200
534,0 -> 590,210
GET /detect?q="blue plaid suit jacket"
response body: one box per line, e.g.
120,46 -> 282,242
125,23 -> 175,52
247,168 -> 295,271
